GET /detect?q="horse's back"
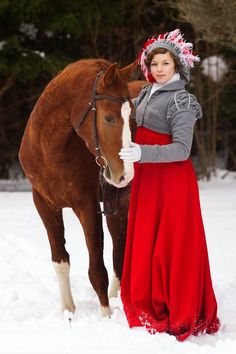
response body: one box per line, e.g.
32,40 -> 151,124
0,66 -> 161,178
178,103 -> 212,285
128,80 -> 148,99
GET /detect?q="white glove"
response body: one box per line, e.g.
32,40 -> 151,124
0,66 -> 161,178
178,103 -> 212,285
119,142 -> 141,162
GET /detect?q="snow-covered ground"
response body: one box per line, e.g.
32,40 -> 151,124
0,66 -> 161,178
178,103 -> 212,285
0,171 -> 236,354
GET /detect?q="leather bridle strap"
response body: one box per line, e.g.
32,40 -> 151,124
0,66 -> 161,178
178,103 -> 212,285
74,70 -> 129,216
74,71 -> 128,132
74,70 -> 129,164
94,94 -> 127,104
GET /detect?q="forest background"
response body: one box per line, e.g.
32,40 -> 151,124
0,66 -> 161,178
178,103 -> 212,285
0,0 -> 235,180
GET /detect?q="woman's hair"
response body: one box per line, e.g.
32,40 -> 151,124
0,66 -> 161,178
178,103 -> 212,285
144,48 -> 180,73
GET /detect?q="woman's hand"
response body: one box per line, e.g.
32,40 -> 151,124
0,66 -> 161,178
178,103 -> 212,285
119,142 -> 141,162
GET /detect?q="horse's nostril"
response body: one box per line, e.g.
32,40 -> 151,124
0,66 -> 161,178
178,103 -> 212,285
119,175 -> 125,183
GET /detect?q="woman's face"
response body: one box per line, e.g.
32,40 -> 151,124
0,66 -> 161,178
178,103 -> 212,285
150,52 -> 176,84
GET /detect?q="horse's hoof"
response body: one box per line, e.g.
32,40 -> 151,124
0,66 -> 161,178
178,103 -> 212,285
62,304 -> 76,314
63,309 -> 75,324
100,305 -> 112,318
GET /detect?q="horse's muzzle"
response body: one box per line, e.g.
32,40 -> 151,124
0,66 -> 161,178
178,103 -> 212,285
104,164 -> 134,188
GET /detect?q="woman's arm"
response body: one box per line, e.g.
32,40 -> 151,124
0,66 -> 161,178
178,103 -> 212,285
119,92 -> 202,163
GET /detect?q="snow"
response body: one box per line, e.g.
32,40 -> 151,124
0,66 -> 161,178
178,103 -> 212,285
0,41 -> 6,50
0,172 -> 236,354
19,23 -> 38,40
201,56 -> 228,82
0,178 -> 31,192
34,51 -> 46,58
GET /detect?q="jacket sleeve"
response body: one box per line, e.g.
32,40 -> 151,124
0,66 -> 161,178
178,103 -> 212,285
139,91 -> 202,163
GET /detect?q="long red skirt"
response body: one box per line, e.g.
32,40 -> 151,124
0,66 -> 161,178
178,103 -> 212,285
121,127 -> 220,341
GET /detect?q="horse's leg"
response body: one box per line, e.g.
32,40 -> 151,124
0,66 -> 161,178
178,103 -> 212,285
72,199 -> 111,317
32,188 -> 75,313
105,194 -> 129,298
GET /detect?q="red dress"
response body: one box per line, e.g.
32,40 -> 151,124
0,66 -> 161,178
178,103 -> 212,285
121,126 -> 220,341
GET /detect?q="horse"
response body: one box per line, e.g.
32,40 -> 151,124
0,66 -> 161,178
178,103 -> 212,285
19,57 -> 146,317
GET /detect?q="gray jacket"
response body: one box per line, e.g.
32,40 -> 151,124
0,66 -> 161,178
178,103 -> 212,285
134,79 -> 202,163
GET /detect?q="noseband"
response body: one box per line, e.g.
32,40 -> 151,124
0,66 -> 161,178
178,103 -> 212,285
74,70 -> 130,215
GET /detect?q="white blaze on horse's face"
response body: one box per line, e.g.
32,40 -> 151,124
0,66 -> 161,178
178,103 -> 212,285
120,101 -> 134,184
104,100 -> 134,188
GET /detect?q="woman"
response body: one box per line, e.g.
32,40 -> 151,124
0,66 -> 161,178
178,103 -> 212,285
119,29 -> 220,341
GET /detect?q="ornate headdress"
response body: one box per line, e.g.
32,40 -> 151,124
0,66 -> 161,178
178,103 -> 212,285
137,29 -> 200,83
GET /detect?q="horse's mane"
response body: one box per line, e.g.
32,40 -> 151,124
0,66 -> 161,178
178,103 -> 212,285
39,58 -> 112,110
54,58 -> 111,84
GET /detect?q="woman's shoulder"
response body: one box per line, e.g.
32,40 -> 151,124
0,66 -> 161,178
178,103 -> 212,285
167,88 -> 202,120
133,83 -> 151,107
138,83 -> 151,97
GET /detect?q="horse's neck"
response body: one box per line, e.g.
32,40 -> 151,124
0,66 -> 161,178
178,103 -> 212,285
30,62 -> 105,154
28,91 -> 73,154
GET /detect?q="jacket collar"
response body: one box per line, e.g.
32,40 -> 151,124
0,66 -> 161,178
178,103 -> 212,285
146,79 -> 186,97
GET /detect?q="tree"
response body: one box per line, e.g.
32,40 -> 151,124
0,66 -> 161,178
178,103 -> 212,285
153,0 -> 236,178
0,0 -> 235,178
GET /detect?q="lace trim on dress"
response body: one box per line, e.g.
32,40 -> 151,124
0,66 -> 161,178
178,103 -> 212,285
122,296 -> 220,341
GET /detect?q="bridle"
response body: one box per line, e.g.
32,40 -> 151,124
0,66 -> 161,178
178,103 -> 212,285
74,70 -> 129,167
74,70 -> 130,215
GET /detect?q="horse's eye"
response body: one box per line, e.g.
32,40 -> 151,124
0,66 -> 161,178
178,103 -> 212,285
105,115 -> 116,124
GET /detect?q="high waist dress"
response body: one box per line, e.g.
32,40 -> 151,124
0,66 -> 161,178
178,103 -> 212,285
120,82 -> 220,341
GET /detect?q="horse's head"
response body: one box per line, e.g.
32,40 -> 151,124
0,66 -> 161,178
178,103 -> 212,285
74,60 -> 137,188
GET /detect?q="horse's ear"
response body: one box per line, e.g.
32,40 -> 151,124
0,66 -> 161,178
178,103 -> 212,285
102,63 -> 118,87
119,61 -> 138,80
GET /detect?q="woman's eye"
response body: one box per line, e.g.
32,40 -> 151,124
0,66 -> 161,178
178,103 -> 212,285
105,115 -> 116,124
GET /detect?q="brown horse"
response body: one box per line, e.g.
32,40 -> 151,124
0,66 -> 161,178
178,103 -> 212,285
19,58 -> 145,317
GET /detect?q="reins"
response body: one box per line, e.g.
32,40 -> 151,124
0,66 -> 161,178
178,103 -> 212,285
74,70 -> 129,216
